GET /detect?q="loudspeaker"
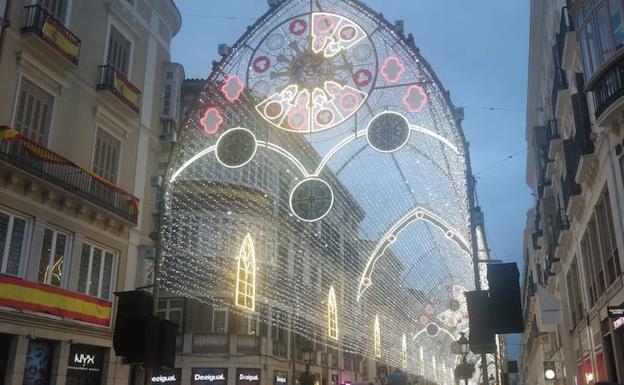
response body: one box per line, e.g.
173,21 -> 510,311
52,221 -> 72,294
158,319 -> 177,369
487,263 -> 524,333
113,315 -> 160,365
465,290 -> 496,353
115,290 -> 153,320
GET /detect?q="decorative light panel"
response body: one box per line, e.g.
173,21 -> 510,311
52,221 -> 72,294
160,0 -> 481,380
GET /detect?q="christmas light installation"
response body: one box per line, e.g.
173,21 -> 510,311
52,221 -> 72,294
328,285 -> 338,340
235,234 -> 256,311
374,316 -> 381,358
160,0 -> 484,381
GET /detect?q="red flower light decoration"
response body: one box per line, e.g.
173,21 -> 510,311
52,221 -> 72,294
402,85 -> 428,113
221,75 -> 245,102
200,107 -> 224,135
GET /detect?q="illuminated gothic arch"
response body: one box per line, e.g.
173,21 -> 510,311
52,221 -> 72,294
160,0 -> 479,379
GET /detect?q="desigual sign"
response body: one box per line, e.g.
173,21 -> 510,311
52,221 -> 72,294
192,368 -> 228,385
274,371 -> 288,385
151,369 -> 181,385
237,369 -> 261,385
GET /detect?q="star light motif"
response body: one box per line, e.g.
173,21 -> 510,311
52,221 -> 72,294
402,85 -> 428,112
221,75 -> 245,102
200,107 -> 224,135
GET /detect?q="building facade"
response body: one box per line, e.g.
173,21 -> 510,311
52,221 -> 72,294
0,0 -> 181,384
522,0 -> 624,384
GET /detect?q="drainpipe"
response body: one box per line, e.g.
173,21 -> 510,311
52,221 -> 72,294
0,0 -> 11,66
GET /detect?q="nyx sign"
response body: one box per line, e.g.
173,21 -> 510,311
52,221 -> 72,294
192,368 -> 228,385
67,344 -> 104,377
237,369 -> 261,385
607,305 -> 624,318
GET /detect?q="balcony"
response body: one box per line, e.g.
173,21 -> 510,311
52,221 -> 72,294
589,53 -> 624,120
0,126 -> 139,223
21,4 -> 81,65
192,333 -> 229,354
237,335 -> 260,354
97,65 -> 141,113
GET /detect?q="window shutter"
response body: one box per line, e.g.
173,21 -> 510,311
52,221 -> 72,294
14,78 -> 53,145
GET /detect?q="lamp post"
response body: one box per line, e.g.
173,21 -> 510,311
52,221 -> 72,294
303,342 -> 314,374
458,333 -> 470,385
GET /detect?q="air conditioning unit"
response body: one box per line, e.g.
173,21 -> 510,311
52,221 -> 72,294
394,20 -> 404,34
159,130 -> 177,143
268,0 -> 281,7
138,245 -> 156,260
150,175 -> 163,187
454,107 -> 465,122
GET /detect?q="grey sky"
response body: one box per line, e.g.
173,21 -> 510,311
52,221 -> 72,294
170,0 -> 531,358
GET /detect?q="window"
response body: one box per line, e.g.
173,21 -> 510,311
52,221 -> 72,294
238,314 -> 257,336
40,0 -> 67,21
77,242 -> 116,300
0,210 -> 29,276
13,78 -> 53,145
163,84 -> 172,116
327,286 -> 338,340
597,5 -> 616,59
212,308 -> 227,334
92,128 -> 120,183
609,0 -> 624,49
158,298 -> 184,332
107,26 -> 131,75
566,259 -> 584,328
595,190 -> 621,284
235,234 -> 256,311
38,228 -> 69,287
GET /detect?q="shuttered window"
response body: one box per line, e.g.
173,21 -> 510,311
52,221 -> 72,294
92,128 -> 120,183
107,26 -> 131,75
77,242 -> 116,300
0,210 -> 29,277
14,78 -> 53,145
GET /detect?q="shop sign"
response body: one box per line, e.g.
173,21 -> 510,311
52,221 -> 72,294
614,316 -> 624,330
275,371 -> 288,385
193,368 -> 228,385
67,344 -> 104,376
607,305 -> 624,318
152,368 -> 181,385
237,368 -> 261,385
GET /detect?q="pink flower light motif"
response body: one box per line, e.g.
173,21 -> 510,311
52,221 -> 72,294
380,56 -> 405,84
200,107 -> 224,135
220,75 -> 245,102
402,85 -> 428,113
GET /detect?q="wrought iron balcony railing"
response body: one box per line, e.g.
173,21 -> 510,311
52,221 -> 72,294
192,333 -> 229,353
21,4 -> 81,65
590,54 -> 624,118
0,126 -> 139,223
97,65 -> 142,113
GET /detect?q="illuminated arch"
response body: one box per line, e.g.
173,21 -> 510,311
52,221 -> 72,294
374,315 -> 381,358
235,234 -> 256,311
357,207 -> 472,301
327,285 -> 338,340
402,334 -> 408,368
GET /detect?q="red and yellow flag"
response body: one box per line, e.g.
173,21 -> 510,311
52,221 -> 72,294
0,275 -> 112,326
41,16 -> 80,63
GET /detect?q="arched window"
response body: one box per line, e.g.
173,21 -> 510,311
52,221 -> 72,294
235,234 -> 256,311
374,315 -> 381,358
402,334 -> 407,368
327,285 -> 338,340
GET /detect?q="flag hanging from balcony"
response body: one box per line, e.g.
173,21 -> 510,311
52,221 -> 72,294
0,126 -> 19,141
0,275 -> 112,326
41,16 -> 80,63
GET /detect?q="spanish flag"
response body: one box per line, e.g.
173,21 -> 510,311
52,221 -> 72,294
0,126 -> 20,142
0,275 -> 112,326
41,16 -> 80,63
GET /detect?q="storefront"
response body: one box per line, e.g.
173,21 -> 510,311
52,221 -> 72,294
151,368 -> 182,385
23,339 -> 55,385
274,371 -> 288,385
0,334 -> 11,384
237,368 -> 261,385
610,304 -> 624,384
66,344 -> 106,385
192,368 -> 228,385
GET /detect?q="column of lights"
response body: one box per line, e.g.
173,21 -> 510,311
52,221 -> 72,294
328,285 -> 338,340
401,334 -> 407,368
374,315 -> 381,358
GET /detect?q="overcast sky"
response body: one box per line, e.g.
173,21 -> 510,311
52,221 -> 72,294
170,0 -> 532,358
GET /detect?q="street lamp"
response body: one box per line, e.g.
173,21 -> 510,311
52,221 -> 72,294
454,333 -> 473,385
458,333 -> 469,355
302,342 -> 314,374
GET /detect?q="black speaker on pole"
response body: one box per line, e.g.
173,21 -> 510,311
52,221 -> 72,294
158,319 -> 178,369
464,290 -> 496,353
487,263 -> 524,333
113,315 -> 161,365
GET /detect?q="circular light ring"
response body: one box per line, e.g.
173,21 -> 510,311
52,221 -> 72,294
366,111 -> 411,153
214,127 -> 258,169
289,177 -> 335,222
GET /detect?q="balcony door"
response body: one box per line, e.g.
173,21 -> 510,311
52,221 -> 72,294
107,26 -> 131,76
40,0 -> 67,21
13,77 -> 53,145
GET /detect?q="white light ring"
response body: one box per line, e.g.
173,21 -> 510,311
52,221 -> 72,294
288,177 -> 335,223
170,145 -> 217,182
409,124 -> 459,154
214,127 -> 258,169
366,111 -> 412,154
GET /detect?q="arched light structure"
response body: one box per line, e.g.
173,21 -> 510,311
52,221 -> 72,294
159,0 -> 488,380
